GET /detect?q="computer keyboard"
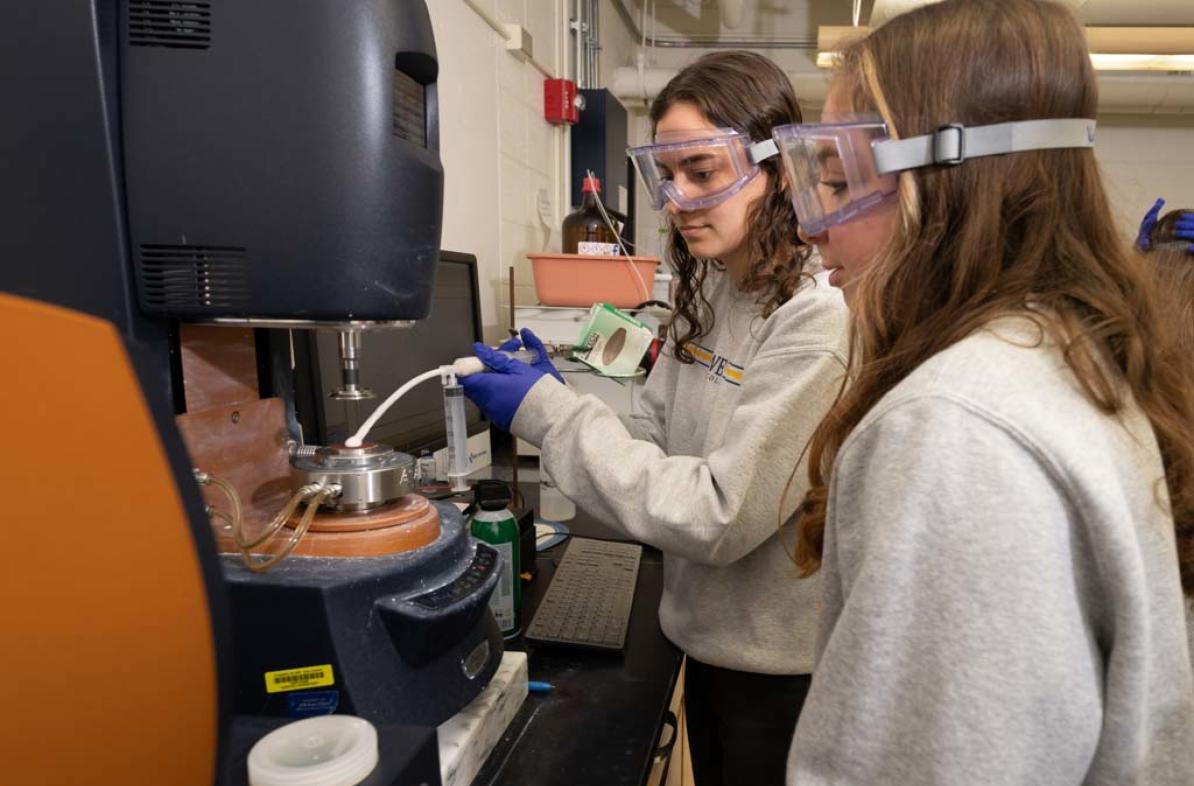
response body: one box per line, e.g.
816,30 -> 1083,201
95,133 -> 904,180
524,537 -> 642,651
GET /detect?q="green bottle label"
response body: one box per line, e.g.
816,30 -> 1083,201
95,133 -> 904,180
490,540 -> 516,631
470,510 -> 521,636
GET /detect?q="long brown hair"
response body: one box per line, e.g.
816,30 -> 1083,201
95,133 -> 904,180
793,0 -> 1194,595
1147,209 -> 1194,354
650,51 -> 811,361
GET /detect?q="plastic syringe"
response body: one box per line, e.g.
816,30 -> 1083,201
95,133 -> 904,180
449,349 -> 537,378
442,380 -> 471,492
347,348 -> 547,449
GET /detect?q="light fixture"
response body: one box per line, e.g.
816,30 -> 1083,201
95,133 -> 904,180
1089,54 -> 1194,72
816,26 -> 1194,73
1086,28 -> 1194,72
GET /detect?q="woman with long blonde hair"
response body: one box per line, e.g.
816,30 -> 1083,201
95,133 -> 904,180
767,0 -> 1194,782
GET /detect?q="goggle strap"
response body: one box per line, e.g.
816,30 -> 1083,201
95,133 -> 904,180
873,118 -> 1097,175
748,139 -> 779,164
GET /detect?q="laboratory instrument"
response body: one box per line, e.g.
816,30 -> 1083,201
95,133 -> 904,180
2,1 -> 510,783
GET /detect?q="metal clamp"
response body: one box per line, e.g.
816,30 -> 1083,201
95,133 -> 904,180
932,123 -> 967,165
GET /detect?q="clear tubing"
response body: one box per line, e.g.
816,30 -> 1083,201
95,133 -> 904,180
347,367 -> 443,447
210,508 -> 235,531
242,485 -> 336,574
194,470 -> 243,535
234,483 -> 320,550
586,166 -> 649,302
443,383 -> 471,492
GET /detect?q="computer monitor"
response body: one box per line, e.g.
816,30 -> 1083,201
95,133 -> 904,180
293,251 -> 488,452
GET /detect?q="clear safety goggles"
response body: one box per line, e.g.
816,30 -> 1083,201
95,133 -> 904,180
628,129 -> 779,212
771,117 -> 1098,236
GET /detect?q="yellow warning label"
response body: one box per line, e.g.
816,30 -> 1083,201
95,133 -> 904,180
264,664 -> 335,694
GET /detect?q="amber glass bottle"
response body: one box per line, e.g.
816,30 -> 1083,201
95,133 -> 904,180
562,175 -> 618,254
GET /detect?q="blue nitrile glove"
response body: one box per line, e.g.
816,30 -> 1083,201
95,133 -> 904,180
460,343 -> 547,431
498,328 -> 564,383
1136,198 -> 1165,251
1175,211 -> 1194,253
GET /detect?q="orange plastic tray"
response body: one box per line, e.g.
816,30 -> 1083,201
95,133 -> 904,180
528,253 -> 659,308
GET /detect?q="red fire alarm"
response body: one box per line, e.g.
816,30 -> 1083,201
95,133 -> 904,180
544,78 -> 582,125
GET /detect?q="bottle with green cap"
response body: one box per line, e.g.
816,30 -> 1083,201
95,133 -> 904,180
469,479 -> 521,638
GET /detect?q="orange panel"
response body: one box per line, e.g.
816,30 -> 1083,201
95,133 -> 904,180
0,293 -> 217,786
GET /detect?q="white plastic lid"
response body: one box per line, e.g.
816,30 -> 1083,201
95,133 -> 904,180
248,715 -> 379,786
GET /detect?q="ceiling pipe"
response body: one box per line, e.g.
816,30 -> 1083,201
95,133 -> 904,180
868,0 -> 943,26
611,66 -> 1194,115
870,0 -> 1090,25
820,25 -> 1194,57
612,66 -> 833,108
608,0 -> 815,49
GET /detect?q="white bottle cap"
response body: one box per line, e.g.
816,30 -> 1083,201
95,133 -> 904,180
247,715 -> 379,786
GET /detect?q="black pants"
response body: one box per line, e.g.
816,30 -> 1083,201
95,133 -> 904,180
683,656 -> 812,786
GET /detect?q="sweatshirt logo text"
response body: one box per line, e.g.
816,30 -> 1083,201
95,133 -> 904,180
686,342 -> 744,387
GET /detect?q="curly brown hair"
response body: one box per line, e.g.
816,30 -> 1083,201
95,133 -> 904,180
649,51 -> 812,362
792,0 -> 1194,596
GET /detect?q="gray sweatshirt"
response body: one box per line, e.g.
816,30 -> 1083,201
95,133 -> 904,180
788,316 -> 1194,785
512,268 -> 850,674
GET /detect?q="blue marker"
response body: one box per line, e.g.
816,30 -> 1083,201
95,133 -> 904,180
528,680 -> 554,694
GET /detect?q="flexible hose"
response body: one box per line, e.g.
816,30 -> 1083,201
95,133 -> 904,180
241,484 -> 336,573
209,508 -> 234,531
234,483 -> 322,550
346,366 -> 444,447
194,469 -> 244,535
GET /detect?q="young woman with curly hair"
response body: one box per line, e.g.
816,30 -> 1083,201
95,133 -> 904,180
462,51 -> 850,786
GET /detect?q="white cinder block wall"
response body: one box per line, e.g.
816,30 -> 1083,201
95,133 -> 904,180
428,0 -> 571,343
1094,115 -> 1194,237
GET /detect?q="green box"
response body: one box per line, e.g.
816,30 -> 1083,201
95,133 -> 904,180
572,303 -> 655,377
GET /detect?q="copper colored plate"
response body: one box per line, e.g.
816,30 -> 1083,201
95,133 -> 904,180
301,494 -> 436,533
214,494 -> 442,558
179,324 -> 259,412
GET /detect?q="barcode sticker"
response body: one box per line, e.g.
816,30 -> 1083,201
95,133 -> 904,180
264,664 -> 335,694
